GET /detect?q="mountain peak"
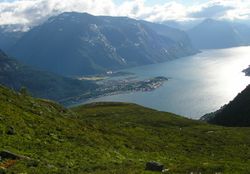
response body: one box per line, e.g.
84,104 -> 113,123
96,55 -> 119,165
10,12 -> 196,76
201,18 -> 229,26
203,18 -> 215,23
58,11 -> 93,18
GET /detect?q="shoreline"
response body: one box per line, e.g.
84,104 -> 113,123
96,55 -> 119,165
61,76 -> 168,107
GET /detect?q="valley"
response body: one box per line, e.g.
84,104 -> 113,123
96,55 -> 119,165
80,46 -> 250,119
0,5 -> 250,173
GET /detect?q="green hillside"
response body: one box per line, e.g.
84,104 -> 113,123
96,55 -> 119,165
1,85 -> 250,173
0,50 -> 97,101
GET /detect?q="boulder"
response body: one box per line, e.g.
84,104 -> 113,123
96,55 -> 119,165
0,150 -> 23,160
145,161 -> 164,172
6,126 -> 15,135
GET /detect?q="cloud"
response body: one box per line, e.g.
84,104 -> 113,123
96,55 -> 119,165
0,0 -> 117,27
220,1 -> 250,20
0,0 -> 249,29
190,5 -> 233,18
116,1 -> 188,22
189,0 -> 250,20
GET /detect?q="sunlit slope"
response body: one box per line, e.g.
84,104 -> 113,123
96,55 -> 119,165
0,85 -> 250,173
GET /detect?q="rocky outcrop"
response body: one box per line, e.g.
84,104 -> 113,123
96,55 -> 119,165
0,150 -> 27,160
243,66 -> 250,76
145,161 -> 164,172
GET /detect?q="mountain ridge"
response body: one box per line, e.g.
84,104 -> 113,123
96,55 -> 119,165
243,66 -> 250,76
9,12 -> 197,76
0,49 -> 97,101
0,26 -> 24,52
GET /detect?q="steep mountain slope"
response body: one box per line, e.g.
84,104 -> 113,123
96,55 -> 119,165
0,50 -> 97,101
203,84 -> 250,126
233,23 -> 250,44
141,21 -> 196,56
0,26 -> 24,52
1,85 -> 250,173
188,19 -> 250,49
10,12 -> 197,76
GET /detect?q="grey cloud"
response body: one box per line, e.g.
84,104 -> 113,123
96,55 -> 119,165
190,5 -> 233,19
0,0 -> 249,29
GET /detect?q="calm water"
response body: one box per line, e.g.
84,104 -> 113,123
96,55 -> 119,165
84,47 -> 250,119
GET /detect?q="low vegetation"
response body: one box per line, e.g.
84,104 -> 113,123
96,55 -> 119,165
0,50 -> 97,101
0,85 -> 250,173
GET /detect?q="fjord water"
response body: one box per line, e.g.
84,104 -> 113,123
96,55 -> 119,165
86,47 -> 250,119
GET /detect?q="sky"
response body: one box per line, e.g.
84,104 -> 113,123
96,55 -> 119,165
114,0 -> 209,5
0,0 -> 249,28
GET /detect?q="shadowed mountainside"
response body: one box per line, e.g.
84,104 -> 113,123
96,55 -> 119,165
9,12 -> 197,76
0,50 -> 97,101
202,84 -> 250,127
188,19 -> 250,49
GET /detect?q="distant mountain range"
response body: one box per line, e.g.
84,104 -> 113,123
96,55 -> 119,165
0,26 -> 24,52
0,49 -> 97,101
7,12 -> 197,76
162,20 -> 202,31
141,21 -> 195,52
187,19 -> 250,49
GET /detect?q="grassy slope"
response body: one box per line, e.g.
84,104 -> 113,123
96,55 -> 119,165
1,85 -> 250,173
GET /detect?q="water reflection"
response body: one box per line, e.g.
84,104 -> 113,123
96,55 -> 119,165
84,47 -> 250,119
